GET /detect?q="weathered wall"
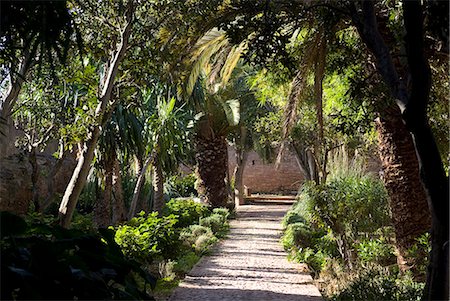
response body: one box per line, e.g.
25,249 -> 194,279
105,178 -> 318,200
0,152 -> 76,214
228,146 -> 304,194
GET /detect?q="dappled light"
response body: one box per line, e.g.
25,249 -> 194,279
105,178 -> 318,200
0,0 -> 448,300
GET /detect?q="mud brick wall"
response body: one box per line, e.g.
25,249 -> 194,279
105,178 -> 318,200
228,146 -> 304,194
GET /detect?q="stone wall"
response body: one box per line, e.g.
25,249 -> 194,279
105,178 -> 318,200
228,146 -> 304,194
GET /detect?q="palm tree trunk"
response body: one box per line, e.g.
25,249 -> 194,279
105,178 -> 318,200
58,18 -> 132,228
351,2 -> 449,298
375,105 -> 431,275
195,135 -> 229,208
152,156 -> 164,214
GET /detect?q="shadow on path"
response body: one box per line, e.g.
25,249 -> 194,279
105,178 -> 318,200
169,204 -> 323,301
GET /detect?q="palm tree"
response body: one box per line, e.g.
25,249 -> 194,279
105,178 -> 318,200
128,84 -> 192,218
185,28 -> 244,208
94,104 -> 144,227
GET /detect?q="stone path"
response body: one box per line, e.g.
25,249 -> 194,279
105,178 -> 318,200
169,204 -> 323,301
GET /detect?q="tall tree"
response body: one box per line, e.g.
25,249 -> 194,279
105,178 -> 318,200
58,1 -> 135,228
348,1 -> 448,298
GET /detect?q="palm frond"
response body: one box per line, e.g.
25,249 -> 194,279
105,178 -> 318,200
187,36 -> 228,95
219,41 -> 247,87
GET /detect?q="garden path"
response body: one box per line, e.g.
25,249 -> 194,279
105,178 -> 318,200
169,203 -> 323,301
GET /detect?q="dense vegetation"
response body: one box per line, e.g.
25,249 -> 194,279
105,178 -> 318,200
0,0 -> 448,300
281,151 -> 428,300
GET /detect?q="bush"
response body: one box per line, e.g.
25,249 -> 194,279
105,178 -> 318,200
179,225 -> 214,247
195,234 -> 218,254
114,212 -> 180,262
212,208 -> 230,220
282,210 -> 306,227
356,238 -> 396,265
0,212 -> 155,301
172,252 -> 201,274
406,232 -> 431,277
200,213 -> 227,235
329,265 -> 424,301
165,174 -> 197,198
164,199 -> 210,228
292,247 -> 329,276
282,222 -> 316,251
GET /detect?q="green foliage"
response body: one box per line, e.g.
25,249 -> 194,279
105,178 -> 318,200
356,239 -> 395,265
282,165 -> 390,277
165,174 -> 198,198
212,208 -> 230,220
302,175 -> 390,237
292,247 -> 329,275
406,232 -> 431,277
329,266 -> 424,301
172,252 -> 201,274
0,212 -> 155,301
252,110 -> 282,162
180,224 -> 219,254
199,213 -> 228,236
179,225 -> 214,248
163,199 -> 210,228
114,212 -> 180,262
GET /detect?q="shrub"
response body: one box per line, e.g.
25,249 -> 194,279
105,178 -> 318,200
114,212 -> 180,262
406,232 -> 431,277
179,225 -> 213,248
164,199 -> 210,228
292,248 -> 329,276
0,212 -> 155,301
200,213 -> 227,234
356,238 -> 396,265
329,265 -> 424,301
165,174 -> 197,198
282,210 -> 306,227
212,208 -> 230,220
282,222 -> 316,251
195,234 -> 218,254
172,252 -> 201,274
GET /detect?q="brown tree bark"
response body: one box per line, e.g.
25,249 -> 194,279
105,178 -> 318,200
375,105 -> 431,275
350,2 -> 448,298
195,135 -> 229,208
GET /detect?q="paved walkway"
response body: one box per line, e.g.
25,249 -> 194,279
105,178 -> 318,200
169,204 -> 323,301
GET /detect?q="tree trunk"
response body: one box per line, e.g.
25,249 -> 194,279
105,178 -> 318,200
233,126 -> 247,207
0,51 -> 32,159
28,147 -> 40,212
375,105 -> 431,275
233,149 -> 248,207
128,153 -> 154,219
195,135 -> 229,208
94,154 -> 113,228
152,156 -> 164,214
112,154 -> 126,224
351,2 -> 449,298
58,18 -> 132,228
